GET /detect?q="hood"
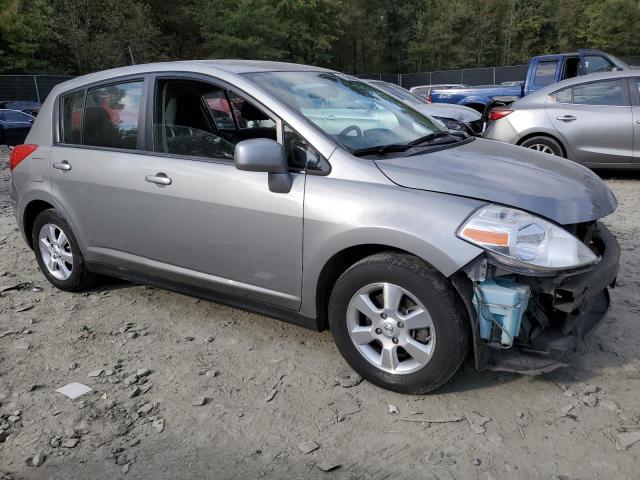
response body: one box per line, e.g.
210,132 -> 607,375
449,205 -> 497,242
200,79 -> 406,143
374,138 -> 617,225
414,103 -> 481,123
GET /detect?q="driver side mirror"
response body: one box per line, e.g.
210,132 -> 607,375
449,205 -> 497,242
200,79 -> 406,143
234,138 -> 292,194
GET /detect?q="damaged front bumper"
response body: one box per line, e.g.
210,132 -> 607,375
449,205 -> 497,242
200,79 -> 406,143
453,222 -> 620,375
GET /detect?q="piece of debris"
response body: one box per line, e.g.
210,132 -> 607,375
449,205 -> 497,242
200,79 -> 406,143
334,370 -> 362,388
516,411 -> 524,419
68,362 -> 78,370
28,384 -> 41,392
614,430 -> 640,451
205,370 -> 218,378
152,418 -> 164,433
465,412 -> 491,434
15,305 -> 33,313
400,415 -> 463,424
192,396 -> 207,406
31,286 -> 43,292
563,389 -> 576,397
205,336 -> 215,343
124,375 -> 138,386
0,329 -> 21,339
122,463 -> 131,474
298,440 -> 319,454
126,331 -> 138,339
473,458 -> 482,466
13,341 -> 30,350
31,451 -> 46,467
128,387 -> 142,398
87,369 -> 103,378
387,404 -> 400,415
61,438 -> 80,448
264,389 -> 278,402
316,461 -> 341,472
56,382 -> 92,399
581,395 -> 598,408
137,403 -> 154,415
136,368 -> 150,378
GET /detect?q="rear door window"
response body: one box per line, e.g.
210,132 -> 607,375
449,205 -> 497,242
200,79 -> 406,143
60,91 -> 85,144
83,81 -> 143,149
534,61 -> 559,87
572,80 -> 624,106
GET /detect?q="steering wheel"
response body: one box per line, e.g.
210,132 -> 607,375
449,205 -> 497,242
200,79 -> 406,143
339,125 -> 363,137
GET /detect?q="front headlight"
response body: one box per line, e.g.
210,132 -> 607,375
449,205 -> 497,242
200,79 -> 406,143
433,116 -> 466,131
457,204 -> 599,271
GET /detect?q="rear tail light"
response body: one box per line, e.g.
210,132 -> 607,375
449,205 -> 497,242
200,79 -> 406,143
488,109 -> 513,121
427,94 -> 433,103
9,144 -> 38,171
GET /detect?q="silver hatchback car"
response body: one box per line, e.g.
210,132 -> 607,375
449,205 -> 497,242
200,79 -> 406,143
10,61 -> 620,393
485,70 -> 640,167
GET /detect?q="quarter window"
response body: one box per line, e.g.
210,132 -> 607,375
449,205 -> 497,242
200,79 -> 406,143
553,87 -> 572,104
534,61 -> 558,86
2,110 -> 32,122
83,81 -> 143,149
572,80 -> 623,106
60,91 -> 85,144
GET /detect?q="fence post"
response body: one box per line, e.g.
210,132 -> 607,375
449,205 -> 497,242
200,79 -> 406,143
493,68 -> 496,85
398,73 -> 401,87
460,69 -> 464,84
33,75 -> 41,103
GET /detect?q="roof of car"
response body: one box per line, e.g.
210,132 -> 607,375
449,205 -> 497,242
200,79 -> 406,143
52,60 -> 334,92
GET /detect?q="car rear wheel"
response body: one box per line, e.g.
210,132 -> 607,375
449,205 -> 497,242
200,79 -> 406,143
520,136 -> 564,157
32,209 -> 95,291
328,252 -> 469,394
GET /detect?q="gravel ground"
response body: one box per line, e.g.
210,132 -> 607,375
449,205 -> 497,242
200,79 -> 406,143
0,146 -> 639,480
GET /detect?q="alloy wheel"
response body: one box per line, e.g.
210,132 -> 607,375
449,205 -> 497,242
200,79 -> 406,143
346,282 -> 436,374
38,223 -> 73,281
528,143 -> 554,154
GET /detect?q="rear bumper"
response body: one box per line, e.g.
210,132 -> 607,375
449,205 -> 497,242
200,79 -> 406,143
458,223 -> 619,375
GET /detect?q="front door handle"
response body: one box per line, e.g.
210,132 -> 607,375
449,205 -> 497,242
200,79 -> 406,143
556,115 -> 577,122
53,161 -> 72,171
145,173 -> 172,186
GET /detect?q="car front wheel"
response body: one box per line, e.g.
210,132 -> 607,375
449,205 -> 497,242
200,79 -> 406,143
328,252 -> 469,394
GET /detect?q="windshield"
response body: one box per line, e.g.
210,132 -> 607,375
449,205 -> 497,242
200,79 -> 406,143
244,71 -> 444,152
371,82 -> 425,105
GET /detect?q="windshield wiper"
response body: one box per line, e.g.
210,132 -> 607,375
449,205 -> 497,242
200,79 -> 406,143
351,131 -> 460,157
407,131 -> 457,146
351,143 -> 413,157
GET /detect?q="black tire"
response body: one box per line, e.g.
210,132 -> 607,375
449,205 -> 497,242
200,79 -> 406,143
328,252 -> 469,394
520,135 -> 564,157
32,209 -> 95,291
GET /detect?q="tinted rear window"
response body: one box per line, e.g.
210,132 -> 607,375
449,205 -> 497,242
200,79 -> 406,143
83,81 -> 143,149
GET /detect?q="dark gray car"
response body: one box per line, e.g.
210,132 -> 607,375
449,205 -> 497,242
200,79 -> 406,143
9,61 -> 620,393
485,70 -> 640,167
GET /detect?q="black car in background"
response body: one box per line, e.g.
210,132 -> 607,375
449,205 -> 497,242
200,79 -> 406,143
0,109 -> 35,146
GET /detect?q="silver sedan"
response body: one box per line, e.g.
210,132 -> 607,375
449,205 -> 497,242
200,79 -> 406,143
484,70 -> 640,168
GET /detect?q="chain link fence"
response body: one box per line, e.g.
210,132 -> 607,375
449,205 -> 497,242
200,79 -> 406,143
2,55 -> 639,102
0,75 -> 74,103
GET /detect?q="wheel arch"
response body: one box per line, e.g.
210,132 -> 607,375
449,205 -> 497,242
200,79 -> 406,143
23,199 -> 56,249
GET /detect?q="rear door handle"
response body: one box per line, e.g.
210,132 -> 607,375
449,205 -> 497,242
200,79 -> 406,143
145,173 -> 172,186
326,114 -> 336,121
556,115 -> 577,122
53,161 -> 72,171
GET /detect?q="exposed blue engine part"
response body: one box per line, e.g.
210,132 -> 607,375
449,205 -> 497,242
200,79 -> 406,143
472,277 -> 530,347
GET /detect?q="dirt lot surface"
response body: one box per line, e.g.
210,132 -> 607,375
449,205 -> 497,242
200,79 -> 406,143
0,146 -> 639,480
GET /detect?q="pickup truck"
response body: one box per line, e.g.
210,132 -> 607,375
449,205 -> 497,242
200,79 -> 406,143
429,49 -> 631,112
